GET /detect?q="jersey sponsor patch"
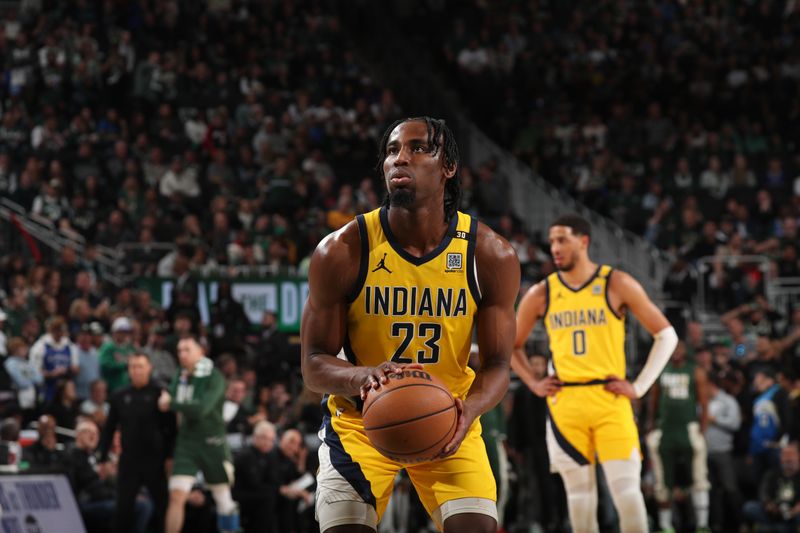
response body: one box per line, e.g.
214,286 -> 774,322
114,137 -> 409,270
446,252 -> 463,271
592,284 -> 602,295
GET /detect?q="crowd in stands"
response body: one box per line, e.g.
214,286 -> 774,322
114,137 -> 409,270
0,0 -> 798,532
0,1 -> 390,531
436,0 -> 800,298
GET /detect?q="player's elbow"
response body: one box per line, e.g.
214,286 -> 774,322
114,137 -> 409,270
301,354 -> 327,394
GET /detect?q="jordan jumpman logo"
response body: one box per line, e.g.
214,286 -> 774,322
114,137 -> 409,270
372,253 -> 392,274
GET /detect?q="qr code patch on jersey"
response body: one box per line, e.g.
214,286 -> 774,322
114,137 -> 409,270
446,253 -> 463,270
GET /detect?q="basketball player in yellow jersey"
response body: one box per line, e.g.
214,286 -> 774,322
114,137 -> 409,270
511,214 -> 678,533
301,117 -> 520,533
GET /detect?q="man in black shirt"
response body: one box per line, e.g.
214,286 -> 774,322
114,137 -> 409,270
23,414 -> 68,473
274,429 -> 313,533
233,420 -> 279,532
69,420 -> 118,531
99,352 -> 176,533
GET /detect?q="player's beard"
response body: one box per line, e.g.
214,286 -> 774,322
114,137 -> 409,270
555,252 -> 577,271
389,188 -> 415,208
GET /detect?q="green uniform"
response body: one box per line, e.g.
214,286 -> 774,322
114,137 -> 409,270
655,361 -> 697,489
170,357 -> 231,484
99,341 -> 135,393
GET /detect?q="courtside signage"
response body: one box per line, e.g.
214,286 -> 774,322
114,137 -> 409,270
0,474 -> 85,532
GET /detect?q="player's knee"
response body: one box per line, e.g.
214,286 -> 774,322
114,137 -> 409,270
324,526 -> 375,533
208,484 -> 235,515
435,499 -> 498,533
168,488 -> 189,506
442,512 -> 496,533
316,498 -> 378,533
559,464 -> 596,494
602,459 -> 645,503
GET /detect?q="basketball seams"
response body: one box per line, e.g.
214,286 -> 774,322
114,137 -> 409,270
362,381 -> 453,417
369,405 -> 458,459
363,403 -> 456,431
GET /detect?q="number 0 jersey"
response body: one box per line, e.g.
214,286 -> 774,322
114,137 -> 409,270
544,265 -> 626,383
342,207 -> 481,403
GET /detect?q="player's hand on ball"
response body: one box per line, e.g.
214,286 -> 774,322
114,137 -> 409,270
358,361 -> 424,400
604,375 -> 637,399
531,376 -> 562,397
437,398 -> 474,458
158,390 -> 172,411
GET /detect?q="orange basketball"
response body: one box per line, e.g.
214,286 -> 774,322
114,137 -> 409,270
362,369 -> 457,464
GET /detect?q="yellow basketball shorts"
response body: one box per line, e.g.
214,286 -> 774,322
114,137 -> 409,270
546,386 -> 641,470
316,400 -> 496,522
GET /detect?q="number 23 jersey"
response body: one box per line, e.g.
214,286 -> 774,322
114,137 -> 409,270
543,265 -> 626,383
343,207 -> 481,403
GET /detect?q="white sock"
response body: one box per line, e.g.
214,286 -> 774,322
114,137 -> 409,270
692,490 -> 709,528
658,507 -> 672,530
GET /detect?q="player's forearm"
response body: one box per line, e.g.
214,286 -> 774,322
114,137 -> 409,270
464,358 -> 510,418
302,352 -> 363,396
631,326 -> 678,398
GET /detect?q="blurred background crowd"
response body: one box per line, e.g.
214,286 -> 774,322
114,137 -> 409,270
0,1 -> 798,532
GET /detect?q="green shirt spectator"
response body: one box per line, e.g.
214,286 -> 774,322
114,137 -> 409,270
98,317 -> 136,393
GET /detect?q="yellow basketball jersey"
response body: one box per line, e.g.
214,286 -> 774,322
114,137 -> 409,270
543,265 -> 626,383
339,207 -> 480,409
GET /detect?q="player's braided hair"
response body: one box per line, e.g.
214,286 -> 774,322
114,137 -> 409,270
377,117 -> 461,223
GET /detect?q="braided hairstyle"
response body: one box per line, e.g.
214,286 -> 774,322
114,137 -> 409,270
376,117 -> 461,223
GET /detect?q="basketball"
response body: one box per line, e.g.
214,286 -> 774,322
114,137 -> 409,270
362,369 -> 458,464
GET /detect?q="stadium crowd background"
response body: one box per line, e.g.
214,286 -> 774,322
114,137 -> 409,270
0,1 -> 798,532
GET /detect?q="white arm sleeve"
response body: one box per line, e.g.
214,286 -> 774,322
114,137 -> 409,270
632,326 -> 678,398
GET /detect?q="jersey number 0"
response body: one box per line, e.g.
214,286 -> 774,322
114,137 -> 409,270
390,322 -> 442,364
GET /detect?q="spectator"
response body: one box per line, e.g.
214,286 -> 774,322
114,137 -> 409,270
223,378 -> 259,439
29,315 -> 78,403
750,366 -> 791,485
22,414 -> 66,473
706,372 -> 743,532
142,324 -> 177,388
4,336 -> 41,424
164,313 -> 194,356
44,379 -> 79,438
254,311 -> 291,387
744,443 -> 800,532
31,178 -> 69,222
74,324 -> 100,400
79,379 -> 109,427
99,317 -> 136,394
70,419 -> 152,533
208,281 -> 249,357
0,418 -> 21,472
275,429 -> 313,533
233,420 -> 279,533
159,156 -> 201,201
